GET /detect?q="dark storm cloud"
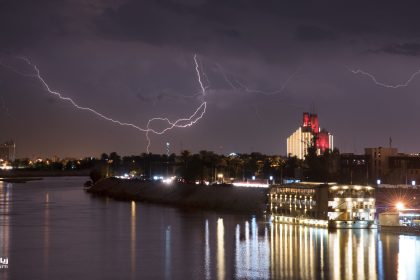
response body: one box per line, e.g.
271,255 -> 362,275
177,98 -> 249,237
294,25 -> 337,42
95,0 -> 248,54
0,0 -> 119,50
367,43 -> 420,56
0,0 -> 66,49
3,0 -> 420,157
3,0 -> 420,55
91,0 -> 420,59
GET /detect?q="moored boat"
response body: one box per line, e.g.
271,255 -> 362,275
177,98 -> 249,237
268,182 -> 377,229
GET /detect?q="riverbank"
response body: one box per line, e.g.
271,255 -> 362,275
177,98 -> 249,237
87,178 -> 268,214
0,177 -> 43,183
0,169 -> 90,178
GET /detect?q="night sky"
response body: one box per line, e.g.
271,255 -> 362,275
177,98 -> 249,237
1,0 -> 420,158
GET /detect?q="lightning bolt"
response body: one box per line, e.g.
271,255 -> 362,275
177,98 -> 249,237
215,63 -> 240,91
232,72 -> 299,96
215,63 -> 300,96
144,54 -> 207,151
1,55 -> 207,153
195,54 -> 208,97
347,67 -> 420,88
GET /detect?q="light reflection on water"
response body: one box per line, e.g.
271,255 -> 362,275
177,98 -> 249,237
235,217 -> 270,279
0,177 -> 419,280
130,201 -> 136,279
0,182 -> 11,280
164,224 -> 171,280
204,219 -> 211,280
43,192 -> 50,279
398,235 -> 420,279
217,218 -> 225,280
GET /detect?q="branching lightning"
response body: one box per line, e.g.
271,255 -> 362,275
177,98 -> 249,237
215,63 -> 300,96
144,54 -> 207,151
347,67 -> 420,88
215,63 -> 240,91
1,55 -> 208,153
233,71 -> 299,96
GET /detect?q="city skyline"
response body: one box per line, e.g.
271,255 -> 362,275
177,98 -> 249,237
2,1 -> 420,158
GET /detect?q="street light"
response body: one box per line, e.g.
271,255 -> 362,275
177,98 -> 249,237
411,180 -> 416,186
396,202 -> 405,211
217,173 -> 224,183
376,179 -> 381,185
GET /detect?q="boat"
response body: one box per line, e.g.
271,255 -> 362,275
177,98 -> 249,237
268,182 -> 377,229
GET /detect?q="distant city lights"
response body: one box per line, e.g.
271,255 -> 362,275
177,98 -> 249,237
0,162 -> 12,170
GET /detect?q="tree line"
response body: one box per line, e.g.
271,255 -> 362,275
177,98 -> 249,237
11,148 -> 353,184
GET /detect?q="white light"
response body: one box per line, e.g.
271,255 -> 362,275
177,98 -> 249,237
0,165 -> 12,170
162,177 -> 174,184
396,202 -> 405,211
252,176 -> 256,180
269,176 -> 273,180
411,180 -> 416,186
376,179 -> 381,185
232,182 -> 268,188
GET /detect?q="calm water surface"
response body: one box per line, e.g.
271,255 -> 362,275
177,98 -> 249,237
0,177 -> 419,280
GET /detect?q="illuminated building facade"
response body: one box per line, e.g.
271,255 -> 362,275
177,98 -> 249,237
268,183 -> 376,228
286,113 -> 333,159
0,141 -> 15,162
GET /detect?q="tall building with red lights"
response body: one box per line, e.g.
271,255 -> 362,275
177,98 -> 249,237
287,113 -> 333,159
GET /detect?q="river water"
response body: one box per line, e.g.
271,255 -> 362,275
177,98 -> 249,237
0,177 -> 419,280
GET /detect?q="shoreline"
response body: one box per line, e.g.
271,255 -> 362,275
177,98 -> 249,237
86,178 -> 420,235
0,177 -> 43,183
0,169 -> 90,178
87,177 -> 268,214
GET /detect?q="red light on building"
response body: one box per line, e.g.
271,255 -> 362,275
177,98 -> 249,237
310,114 -> 319,133
316,130 -> 330,152
303,112 -> 310,127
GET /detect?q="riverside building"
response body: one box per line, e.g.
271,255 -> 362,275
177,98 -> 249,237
0,140 -> 15,162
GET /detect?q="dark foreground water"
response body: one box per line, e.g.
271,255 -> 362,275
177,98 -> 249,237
0,177 -> 419,280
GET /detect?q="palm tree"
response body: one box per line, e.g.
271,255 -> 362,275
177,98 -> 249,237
181,150 -> 191,171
